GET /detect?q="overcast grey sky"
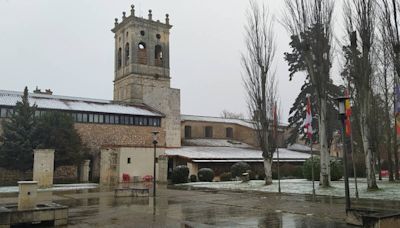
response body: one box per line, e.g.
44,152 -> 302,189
0,0 -> 322,122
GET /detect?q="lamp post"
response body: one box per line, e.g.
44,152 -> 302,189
152,131 -> 159,197
336,96 -> 351,211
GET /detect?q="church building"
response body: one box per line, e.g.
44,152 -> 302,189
0,4 -> 310,184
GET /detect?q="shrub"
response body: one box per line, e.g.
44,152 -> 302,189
257,172 -> 266,180
302,157 -> 344,181
231,162 -> 251,178
220,172 -> 232,181
330,159 -> 343,181
171,165 -> 189,184
198,168 -> 214,182
189,174 -> 197,182
248,170 -> 257,180
302,156 -> 321,181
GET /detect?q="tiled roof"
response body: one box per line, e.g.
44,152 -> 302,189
0,90 -> 162,117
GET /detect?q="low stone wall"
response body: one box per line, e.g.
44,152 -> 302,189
0,168 -> 32,186
0,165 -> 78,186
54,165 -> 78,183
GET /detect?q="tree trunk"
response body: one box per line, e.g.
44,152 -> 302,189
319,96 -> 331,187
264,158 -> 273,185
360,94 -> 378,189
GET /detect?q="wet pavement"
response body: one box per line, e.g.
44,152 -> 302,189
2,184 -> 400,227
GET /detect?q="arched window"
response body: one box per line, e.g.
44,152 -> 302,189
125,43 -> 130,65
154,45 -> 163,67
137,42 -> 147,65
117,47 -> 122,69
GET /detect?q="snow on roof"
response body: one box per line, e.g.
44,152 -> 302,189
181,114 -> 289,129
287,143 -> 315,152
0,90 -> 162,117
182,139 -> 253,148
165,146 -> 311,162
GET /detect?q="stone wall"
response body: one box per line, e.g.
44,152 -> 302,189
181,120 -> 288,148
0,168 -> 32,186
75,123 -> 165,180
0,166 -> 78,186
54,165 -> 78,182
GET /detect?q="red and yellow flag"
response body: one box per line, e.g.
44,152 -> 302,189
345,90 -> 352,136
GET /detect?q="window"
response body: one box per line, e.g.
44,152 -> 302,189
99,114 -> 104,123
77,113 -> 83,122
93,114 -> 99,123
125,43 -> 130,65
104,115 -> 110,124
140,30 -> 145,36
205,126 -> 213,138
226,127 -> 233,138
127,157 -> 131,164
138,42 -> 147,65
82,113 -> 88,122
0,108 -> 7,118
88,114 -> 94,123
184,126 -> 192,139
154,45 -> 163,67
117,47 -> 122,69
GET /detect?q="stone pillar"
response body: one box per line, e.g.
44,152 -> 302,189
187,162 -> 198,176
80,160 -> 90,182
157,156 -> 168,183
18,181 -> 38,210
33,149 -> 55,188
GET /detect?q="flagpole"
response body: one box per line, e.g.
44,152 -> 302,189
311,141 -> 315,200
277,147 -> 281,193
347,80 -> 359,199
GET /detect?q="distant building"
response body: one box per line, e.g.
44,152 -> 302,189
0,4 -> 311,184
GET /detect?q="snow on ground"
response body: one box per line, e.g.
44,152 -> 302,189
180,178 -> 400,201
0,183 -> 98,193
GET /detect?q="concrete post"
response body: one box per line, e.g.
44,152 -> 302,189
33,149 -> 55,188
17,181 -> 38,210
157,156 -> 168,183
187,162 -> 198,177
80,160 -> 90,182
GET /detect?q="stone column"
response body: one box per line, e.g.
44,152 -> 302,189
187,162 -> 198,176
157,156 -> 168,183
33,149 -> 55,188
18,181 -> 38,210
80,160 -> 90,182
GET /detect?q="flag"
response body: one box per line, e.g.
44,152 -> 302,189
396,85 -> 400,136
345,89 -> 352,136
304,95 -> 313,140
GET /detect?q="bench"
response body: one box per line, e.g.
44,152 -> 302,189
114,187 -> 149,197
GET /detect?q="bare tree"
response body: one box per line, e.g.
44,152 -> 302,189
343,0 -> 378,189
282,0 -> 335,187
375,28 -> 395,181
220,110 -> 245,120
380,0 -> 400,180
242,0 -> 278,185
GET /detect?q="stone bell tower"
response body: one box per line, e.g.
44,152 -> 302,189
112,5 -> 181,148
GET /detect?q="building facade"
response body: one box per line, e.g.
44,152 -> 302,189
0,4 -> 311,184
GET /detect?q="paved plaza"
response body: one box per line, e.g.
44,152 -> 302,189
2,184 -> 399,227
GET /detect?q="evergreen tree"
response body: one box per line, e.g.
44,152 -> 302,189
0,87 -> 37,171
34,111 -> 87,166
287,79 -> 342,147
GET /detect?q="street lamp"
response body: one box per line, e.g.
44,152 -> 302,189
152,131 -> 159,197
336,96 -> 351,211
